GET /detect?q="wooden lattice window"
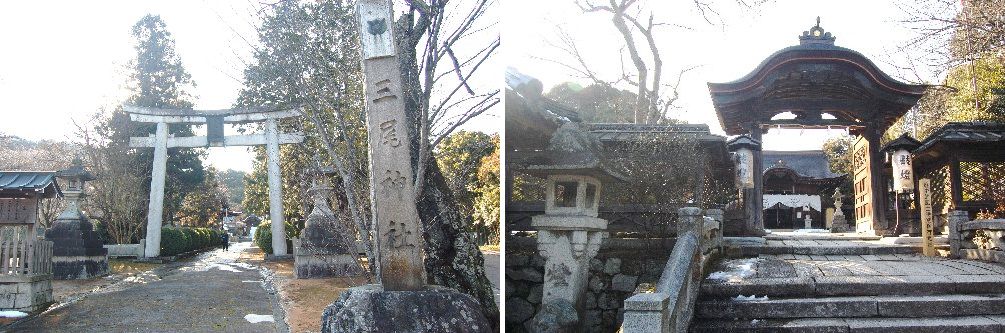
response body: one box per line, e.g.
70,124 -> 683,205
927,166 -> 950,213
960,162 -> 1005,215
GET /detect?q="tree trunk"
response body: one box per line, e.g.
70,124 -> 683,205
394,13 -> 500,328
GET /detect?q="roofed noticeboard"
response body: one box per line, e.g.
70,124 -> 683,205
0,199 -> 36,224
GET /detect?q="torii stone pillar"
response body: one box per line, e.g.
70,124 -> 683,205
125,106 -> 304,258
145,122 -> 168,258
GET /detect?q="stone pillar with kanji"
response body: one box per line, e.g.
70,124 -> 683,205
319,1 -> 491,331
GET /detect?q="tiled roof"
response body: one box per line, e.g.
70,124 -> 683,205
915,122 -> 1005,153
0,171 -> 61,197
763,150 -> 843,179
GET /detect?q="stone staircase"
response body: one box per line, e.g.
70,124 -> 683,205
690,237 -> 1005,332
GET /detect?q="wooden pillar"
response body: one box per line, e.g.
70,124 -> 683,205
747,124 -> 765,235
949,157 -> 963,209
864,128 -> 889,234
265,118 -> 288,256
144,122 -> 168,258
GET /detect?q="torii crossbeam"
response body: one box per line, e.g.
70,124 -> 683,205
125,106 -> 304,258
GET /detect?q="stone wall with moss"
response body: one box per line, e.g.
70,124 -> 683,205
504,236 -> 675,332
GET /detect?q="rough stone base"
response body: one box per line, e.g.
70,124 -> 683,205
830,215 -> 850,233
321,284 -> 491,333
52,255 -> 110,280
294,252 -> 363,279
0,275 -> 53,313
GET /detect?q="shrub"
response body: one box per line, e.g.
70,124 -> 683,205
160,226 -> 227,256
253,220 -> 297,254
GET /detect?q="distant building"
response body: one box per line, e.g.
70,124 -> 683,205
761,151 -> 846,230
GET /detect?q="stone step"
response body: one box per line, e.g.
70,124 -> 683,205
701,275 -> 1005,298
763,234 -> 883,241
690,315 -> 1005,333
696,294 -> 1005,319
734,245 -> 919,256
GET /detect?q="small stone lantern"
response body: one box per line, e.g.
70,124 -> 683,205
520,122 -> 626,332
47,158 -> 108,280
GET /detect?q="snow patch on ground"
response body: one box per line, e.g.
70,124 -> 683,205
793,229 -> 831,233
229,262 -> 256,270
707,258 -> 761,282
0,311 -> 28,318
733,295 -> 769,301
245,314 -> 274,323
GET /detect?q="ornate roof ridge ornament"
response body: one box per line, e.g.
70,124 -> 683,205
799,16 -> 835,46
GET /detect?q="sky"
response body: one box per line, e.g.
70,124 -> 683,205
0,0 -> 501,173
503,0 -> 948,150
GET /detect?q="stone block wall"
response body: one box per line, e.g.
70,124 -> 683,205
505,237 -> 674,332
0,276 -> 53,313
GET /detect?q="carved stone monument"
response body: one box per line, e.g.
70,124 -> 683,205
294,177 -> 363,278
830,188 -> 850,232
320,1 -> 490,331
46,158 -> 109,280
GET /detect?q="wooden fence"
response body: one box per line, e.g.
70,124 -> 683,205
0,239 -> 52,276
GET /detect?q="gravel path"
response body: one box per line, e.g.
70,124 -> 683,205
9,242 -> 280,333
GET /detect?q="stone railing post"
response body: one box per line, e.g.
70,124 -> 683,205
705,209 -> 724,253
678,207 -> 702,239
948,210 -> 968,258
622,207 -> 704,333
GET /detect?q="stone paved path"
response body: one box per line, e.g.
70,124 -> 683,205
9,242 -> 280,333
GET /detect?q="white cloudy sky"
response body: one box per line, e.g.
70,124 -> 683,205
0,0 -> 949,172
0,0 -> 501,173
503,0 -> 949,149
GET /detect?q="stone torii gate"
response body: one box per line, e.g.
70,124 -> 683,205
125,106 -> 304,258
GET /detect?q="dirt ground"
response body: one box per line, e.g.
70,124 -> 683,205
243,247 -> 364,333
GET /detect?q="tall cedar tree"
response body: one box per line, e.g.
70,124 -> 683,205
110,15 -> 206,225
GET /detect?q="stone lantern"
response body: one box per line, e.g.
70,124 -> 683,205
293,174 -> 363,278
46,158 -> 108,280
520,122 -> 626,332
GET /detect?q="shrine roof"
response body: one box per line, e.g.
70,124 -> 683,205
708,19 -> 927,136
763,150 -> 843,179
0,171 -> 61,198
913,122 -> 1005,168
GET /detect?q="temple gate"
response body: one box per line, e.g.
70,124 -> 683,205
708,19 -> 928,235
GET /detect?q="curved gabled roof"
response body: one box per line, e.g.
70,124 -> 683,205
708,20 -> 927,136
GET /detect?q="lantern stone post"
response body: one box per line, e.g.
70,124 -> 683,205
517,122 -> 626,332
47,158 -> 109,280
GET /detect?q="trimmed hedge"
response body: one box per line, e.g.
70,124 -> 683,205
161,227 -> 226,256
253,220 -> 297,254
